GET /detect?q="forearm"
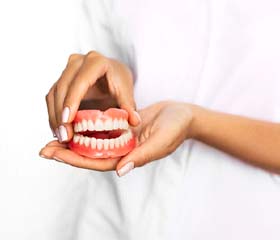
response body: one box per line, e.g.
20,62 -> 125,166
189,105 -> 280,173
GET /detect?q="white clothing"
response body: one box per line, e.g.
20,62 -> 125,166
61,0 -> 280,239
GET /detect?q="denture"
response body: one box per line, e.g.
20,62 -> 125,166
69,108 -> 136,158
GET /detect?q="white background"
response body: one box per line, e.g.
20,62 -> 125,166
0,0 -> 84,238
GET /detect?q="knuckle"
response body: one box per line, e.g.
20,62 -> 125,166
86,50 -> 100,58
67,53 -> 82,64
86,51 -> 108,64
45,93 -> 51,102
55,81 -> 64,94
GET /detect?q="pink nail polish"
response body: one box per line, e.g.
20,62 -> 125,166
117,162 -> 134,177
59,125 -> 68,142
55,128 -> 61,142
62,107 -> 70,123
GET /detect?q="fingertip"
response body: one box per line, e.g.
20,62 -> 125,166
127,110 -> 141,127
58,123 -> 74,143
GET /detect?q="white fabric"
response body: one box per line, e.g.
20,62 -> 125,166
64,0 -> 280,239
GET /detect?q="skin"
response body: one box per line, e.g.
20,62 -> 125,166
40,51 -> 280,175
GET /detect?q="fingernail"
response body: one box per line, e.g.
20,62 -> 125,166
134,111 -> 141,123
52,129 -> 57,137
62,107 -> 70,123
117,162 -> 134,177
53,156 -> 64,163
55,128 -> 61,142
39,153 -> 47,159
59,125 -> 68,142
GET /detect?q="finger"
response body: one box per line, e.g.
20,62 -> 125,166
116,132 -> 165,177
46,84 -> 58,134
40,145 -> 119,171
106,60 -> 141,126
57,123 -> 74,143
54,54 -> 84,125
45,140 -> 67,147
63,52 -> 108,123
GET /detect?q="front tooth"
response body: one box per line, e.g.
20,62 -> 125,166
74,123 -> 79,132
95,119 -> 104,131
115,138 -> 120,148
97,139 -> 103,150
118,119 -> 124,129
109,139 -> 114,149
79,136 -> 84,145
84,137 -> 90,147
113,119 -> 119,130
103,139 -> 109,150
77,122 -> 83,132
88,120 -> 95,131
104,119 -> 113,130
73,134 -> 80,143
91,138 -> 96,149
82,119 -> 88,131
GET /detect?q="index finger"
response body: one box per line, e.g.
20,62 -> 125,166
63,53 -> 109,123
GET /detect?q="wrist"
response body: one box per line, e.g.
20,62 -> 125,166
188,104 -> 209,140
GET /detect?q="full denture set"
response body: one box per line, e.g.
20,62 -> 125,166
69,108 -> 136,158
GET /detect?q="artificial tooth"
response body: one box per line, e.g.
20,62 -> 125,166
109,139 -> 115,149
115,138 -> 120,148
127,130 -> 132,140
97,139 -> 103,150
119,119 -> 125,129
113,119 -> 119,130
79,135 -> 84,145
103,139 -> 109,150
84,137 -> 90,147
73,134 -> 80,143
124,133 -> 129,144
104,119 -> 113,130
77,122 -> 83,132
120,136 -> 125,147
123,120 -> 129,130
91,138 -> 96,149
95,119 -> 104,131
74,123 -> 79,132
82,119 -> 88,131
88,120 -> 95,131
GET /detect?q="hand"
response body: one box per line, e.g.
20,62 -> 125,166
39,101 -> 194,173
45,51 -> 141,142
116,101 -> 194,177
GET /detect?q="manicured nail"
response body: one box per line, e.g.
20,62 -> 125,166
62,107 -> 70,123
53,156 -> 64,163
59,125 -> 68,142
52,129 -> 57,137
55,128 -> 61,142
39,153 -> 47,159
134,111 -> 141,123
117,162 -> 134,177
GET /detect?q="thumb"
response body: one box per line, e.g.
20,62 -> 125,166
116,133 -> 162,177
